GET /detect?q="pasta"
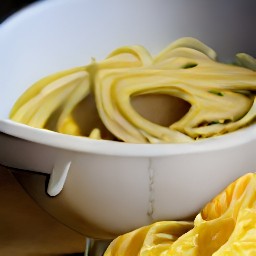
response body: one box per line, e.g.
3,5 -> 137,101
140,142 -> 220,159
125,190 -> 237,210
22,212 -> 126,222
10,37 -> 256,143
104,173 -> 256,255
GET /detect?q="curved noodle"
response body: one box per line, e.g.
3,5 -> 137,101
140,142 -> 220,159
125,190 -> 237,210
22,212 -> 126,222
10,37 -> 256,143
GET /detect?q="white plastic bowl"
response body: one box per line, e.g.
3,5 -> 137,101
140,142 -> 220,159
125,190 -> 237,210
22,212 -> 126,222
1,0 -> 256,239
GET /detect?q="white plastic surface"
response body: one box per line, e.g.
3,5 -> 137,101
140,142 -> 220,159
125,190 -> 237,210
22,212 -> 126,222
47,159 -> 71,196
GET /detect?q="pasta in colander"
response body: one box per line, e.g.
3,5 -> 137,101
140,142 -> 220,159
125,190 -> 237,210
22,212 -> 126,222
10,37 -> 256,143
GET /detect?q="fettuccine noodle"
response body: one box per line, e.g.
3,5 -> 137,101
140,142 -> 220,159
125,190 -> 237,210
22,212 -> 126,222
104,173 -> 256,255
10,37 -> 256,143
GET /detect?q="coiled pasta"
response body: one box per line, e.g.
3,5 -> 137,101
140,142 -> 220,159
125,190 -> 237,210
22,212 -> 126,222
10,37 -> 256,143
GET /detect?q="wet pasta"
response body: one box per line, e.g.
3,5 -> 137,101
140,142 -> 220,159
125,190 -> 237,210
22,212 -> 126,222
10,37 -> 256,143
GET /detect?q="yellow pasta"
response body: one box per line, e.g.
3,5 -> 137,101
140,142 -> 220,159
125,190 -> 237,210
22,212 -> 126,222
10,37 -> 256,143
104,173 -> 256,255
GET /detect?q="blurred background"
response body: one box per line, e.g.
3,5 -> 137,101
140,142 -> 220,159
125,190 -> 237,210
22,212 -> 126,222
0,0 -> 38,23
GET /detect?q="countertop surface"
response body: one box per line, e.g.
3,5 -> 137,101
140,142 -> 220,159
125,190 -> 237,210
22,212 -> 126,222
0,165 -> 85,256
